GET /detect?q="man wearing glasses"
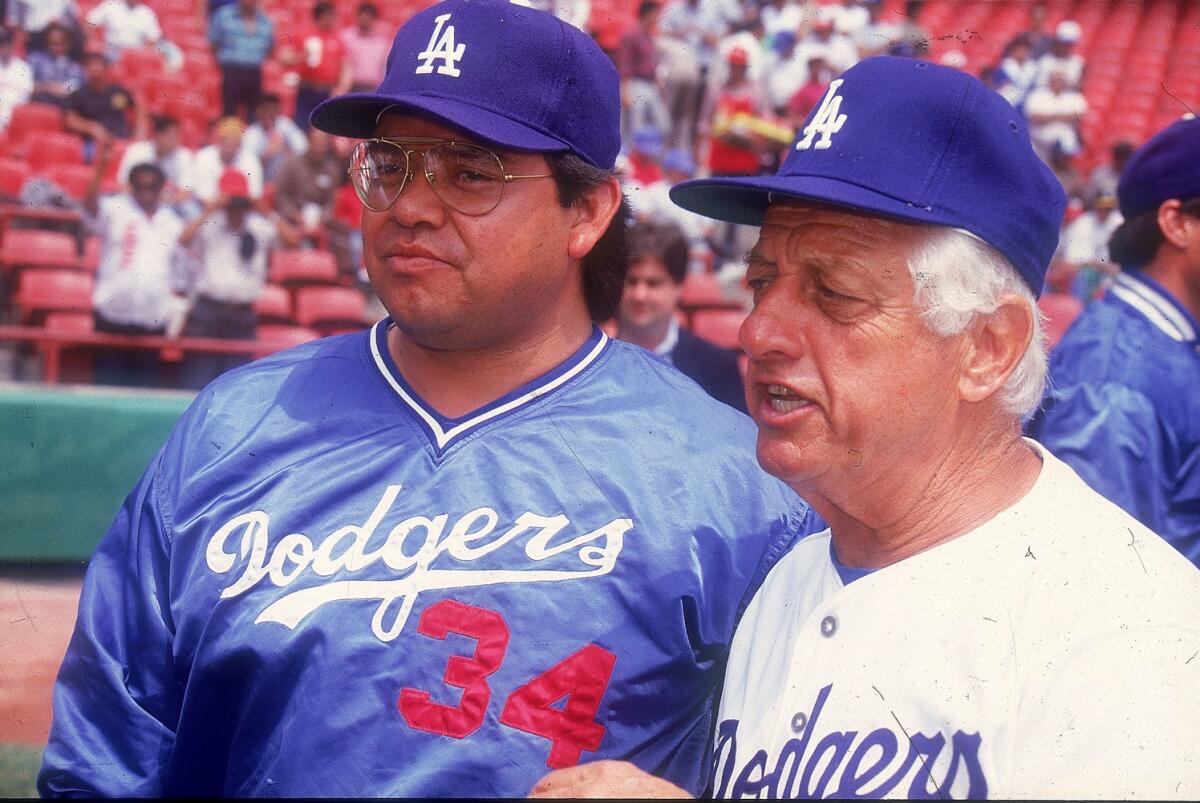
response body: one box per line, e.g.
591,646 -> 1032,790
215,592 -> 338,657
39,0 -> 817,797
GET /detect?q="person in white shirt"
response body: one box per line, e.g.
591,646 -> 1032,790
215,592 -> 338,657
1035,19 -> 1085,88
0,28 -> 33,129
85,144 -> 185,387
116,115 -> 195,209
1025,69 -> 1087,159
174,168 -> 298,389
240,93 -> 307,181
85,0 -> 161,58
192,115 -> 264,203
999,34 -> 1038,108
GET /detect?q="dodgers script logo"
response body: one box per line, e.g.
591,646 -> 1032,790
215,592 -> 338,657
713,685 -> 988,799
416,13 -> 465,77
205,484 -> 630,642
795,79 -> 847,151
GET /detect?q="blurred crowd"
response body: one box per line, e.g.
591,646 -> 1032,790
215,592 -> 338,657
0,0 -> 1185,390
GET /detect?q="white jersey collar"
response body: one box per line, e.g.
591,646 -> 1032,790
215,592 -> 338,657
1109,270 -> 1199,344
369,319 -> 610,453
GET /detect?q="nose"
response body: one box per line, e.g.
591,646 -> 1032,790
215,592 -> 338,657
386,151 -> 446,229
626,281 -> 648,303
739,286 -> 803,361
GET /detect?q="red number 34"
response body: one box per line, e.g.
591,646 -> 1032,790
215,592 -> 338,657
397,599 -> 617,768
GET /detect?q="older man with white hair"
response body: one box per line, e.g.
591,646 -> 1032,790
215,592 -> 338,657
531,56 -> 1200,800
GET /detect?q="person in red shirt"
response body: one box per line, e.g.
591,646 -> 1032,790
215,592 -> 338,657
286,2 -> 353,130
701,47 -> 767,178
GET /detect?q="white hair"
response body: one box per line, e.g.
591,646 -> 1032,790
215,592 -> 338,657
906,227 -> 1047,418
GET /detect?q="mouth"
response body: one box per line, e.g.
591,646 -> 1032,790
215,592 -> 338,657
756,382 -> 817,420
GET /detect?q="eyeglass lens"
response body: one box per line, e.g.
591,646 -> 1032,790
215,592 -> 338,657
350,140 -> 509,215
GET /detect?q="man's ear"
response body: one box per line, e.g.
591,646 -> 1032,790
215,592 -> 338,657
957,294 -> 1035,403
568,176 -> 622,261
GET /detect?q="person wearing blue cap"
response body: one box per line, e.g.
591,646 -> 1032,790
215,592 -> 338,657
1029,116 -> 1200,567
38,0 -> 820,797
531,57 -> 1200,800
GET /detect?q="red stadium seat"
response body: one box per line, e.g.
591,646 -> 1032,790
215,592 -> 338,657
27,132 -> 87,173
43,163 -> 96,200
255,323 -> 321,356
7,103 -> 64,151
16,269 -> 94,323
269,249 -> 340,285
79,237 -> 101,274
680,272 -> 728,307
43,311 -> 95,333
254,283 -> 293,323
0,230 -> 79,273
0,158 -> 32,199
691,308 -> 747,351
293,286 -> 369,334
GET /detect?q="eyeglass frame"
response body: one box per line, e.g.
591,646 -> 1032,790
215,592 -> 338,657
347,136 -> 554,214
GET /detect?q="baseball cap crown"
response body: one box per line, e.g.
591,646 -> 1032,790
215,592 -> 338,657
1116,116 -> 1200,220
670,56 -> 1066,296
310,0 -> 620,170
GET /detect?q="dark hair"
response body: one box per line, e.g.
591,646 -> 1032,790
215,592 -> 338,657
152,115 -> 179,135
357,1 -> 378,15
546,153 -> 631,322
637,1 -> 660,20
83,51 -> 108,67
128,162 -> 166,188
629,219 -> 688,283
313,2 -> 335,20
1108,197 -> 1200,268
257,92 -> 282,108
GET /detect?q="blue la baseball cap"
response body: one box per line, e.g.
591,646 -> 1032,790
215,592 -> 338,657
1117,115 -> 1200,220
310,0 -> 620,170
670,56 -> 1066,295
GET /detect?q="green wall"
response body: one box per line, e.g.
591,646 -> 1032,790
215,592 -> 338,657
0,385 -> 192,561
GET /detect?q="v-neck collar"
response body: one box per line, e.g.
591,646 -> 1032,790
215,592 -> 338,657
368,319 -> 610,454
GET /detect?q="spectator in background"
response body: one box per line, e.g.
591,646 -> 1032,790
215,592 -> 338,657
5,0 -> 78,55
1028,117 -> 1200,565
84,147 -> 185,387
626,125 -> 664,189
1087,140 -> 1134,200
175,168 -> 298,389
85,0 -> 161,61
850,0 -> 891,58
339,2 -> 390,93
117,115 -> 195,210
1036,19 -> 1084,88
273,127 -> 352,274
65,52 -> 143,156
209,0 -> 274,121
799,11 -> 858,75
658,0 -> 726,150
287,2 -> 352,131
1058,191 -> 1122,301
242,92 -> 307,180
1025,69 -> 1086,161
707,9 -> 765,98
786,53 -> 833,125
701,46 -> 767,179
763,31 -> 807,115
616,219 -> 746,413
628,147 -> 713,262
882,0 -> 929,59
760,0 -> 801,42
617,0 -> 670,148
28,22 -> 83,107
0,27 -> 32,129
999,33 -> 1038,109
192,115 -> 263,203
831,0 -> 870,38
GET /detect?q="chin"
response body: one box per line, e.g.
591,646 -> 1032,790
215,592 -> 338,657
754,431 -> 819,486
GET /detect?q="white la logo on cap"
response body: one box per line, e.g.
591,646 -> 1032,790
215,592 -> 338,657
795,79 -> 847,151
416,13 -> 465,77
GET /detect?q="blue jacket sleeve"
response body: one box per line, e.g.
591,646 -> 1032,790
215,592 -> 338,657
1035,382 -> 1172,538
38,453 -> 180,797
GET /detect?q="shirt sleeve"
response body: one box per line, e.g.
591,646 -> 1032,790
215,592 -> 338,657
37,452 -> 181,797
1035,382 -> 1172,539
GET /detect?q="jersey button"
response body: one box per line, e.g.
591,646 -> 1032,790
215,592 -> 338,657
820,614 -> 837,637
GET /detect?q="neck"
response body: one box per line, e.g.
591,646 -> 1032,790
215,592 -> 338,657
807,416 -> 1041,569
1145,257 -> 1200,323
618,318 -> 671,351
387,313 -> 594,419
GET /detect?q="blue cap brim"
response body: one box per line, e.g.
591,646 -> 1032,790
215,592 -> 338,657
310,91 -> 573,155
670,174 -> 969,231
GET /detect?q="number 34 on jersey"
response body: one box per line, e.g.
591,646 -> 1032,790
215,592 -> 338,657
397,598 -> 618,768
